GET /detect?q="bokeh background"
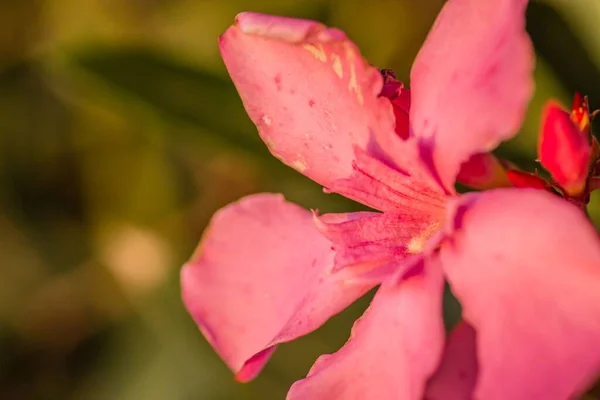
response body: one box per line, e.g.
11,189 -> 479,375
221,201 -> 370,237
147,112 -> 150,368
2,0 -> 600,399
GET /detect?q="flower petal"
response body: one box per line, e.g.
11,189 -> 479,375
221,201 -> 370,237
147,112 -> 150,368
181,194 -> 372,380
425,322 -> 478,400
287,259 -> 445,400
410,0 -> 534,191
219,13 -> 396,188
441,189 -> 600,399
380,69 -> 411,140
456,152 -> 512,190
315,210 -> 442,275
329,147 -> 446,214
506,169 -> 553,191
539,102 -> 591,196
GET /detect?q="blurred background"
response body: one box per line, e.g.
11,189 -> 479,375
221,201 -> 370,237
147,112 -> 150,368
1,0 -> 600,399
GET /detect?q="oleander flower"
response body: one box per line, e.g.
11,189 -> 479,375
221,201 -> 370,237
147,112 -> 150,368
181,1 -> 600,398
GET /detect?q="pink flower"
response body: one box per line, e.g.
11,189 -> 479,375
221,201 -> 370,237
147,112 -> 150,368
181,0 -> 600,398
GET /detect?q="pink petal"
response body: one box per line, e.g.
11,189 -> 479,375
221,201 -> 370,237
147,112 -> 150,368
315,209 -> 442,275
506,169 -> 553,191
410,0 -> 534,191
389,92 -> 411,139
441,189 -> 600,399
456,152 -> 512,190
539,102 -> 591,196
287,260 -> 445,400
329,147 -> 446,214
425,322 -> 478,400
380,69 -> 411,140
181,194 -> 372,380
219,13 -> 397,188
235,347 -> 277,382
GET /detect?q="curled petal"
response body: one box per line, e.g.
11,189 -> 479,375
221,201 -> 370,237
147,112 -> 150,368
379,69 -> 411,140
425,322 -> 478,400
441,189 -> 600,399
181,194 -> 372,380
287,259 -> 445,400
220,12 -> 397,188
410,0 -> 534,191
456,152 -> 511,190
388,90 -> 411,140
539,102 -> 591,196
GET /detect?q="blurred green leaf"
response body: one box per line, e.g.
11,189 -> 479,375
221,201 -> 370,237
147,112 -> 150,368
528,2 -> 600,109
0,63 -> 93,271
329,0 -> 443,80
71,48 -> 269,156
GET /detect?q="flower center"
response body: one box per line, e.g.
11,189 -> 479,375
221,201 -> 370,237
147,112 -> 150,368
406,222 -> 441,254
